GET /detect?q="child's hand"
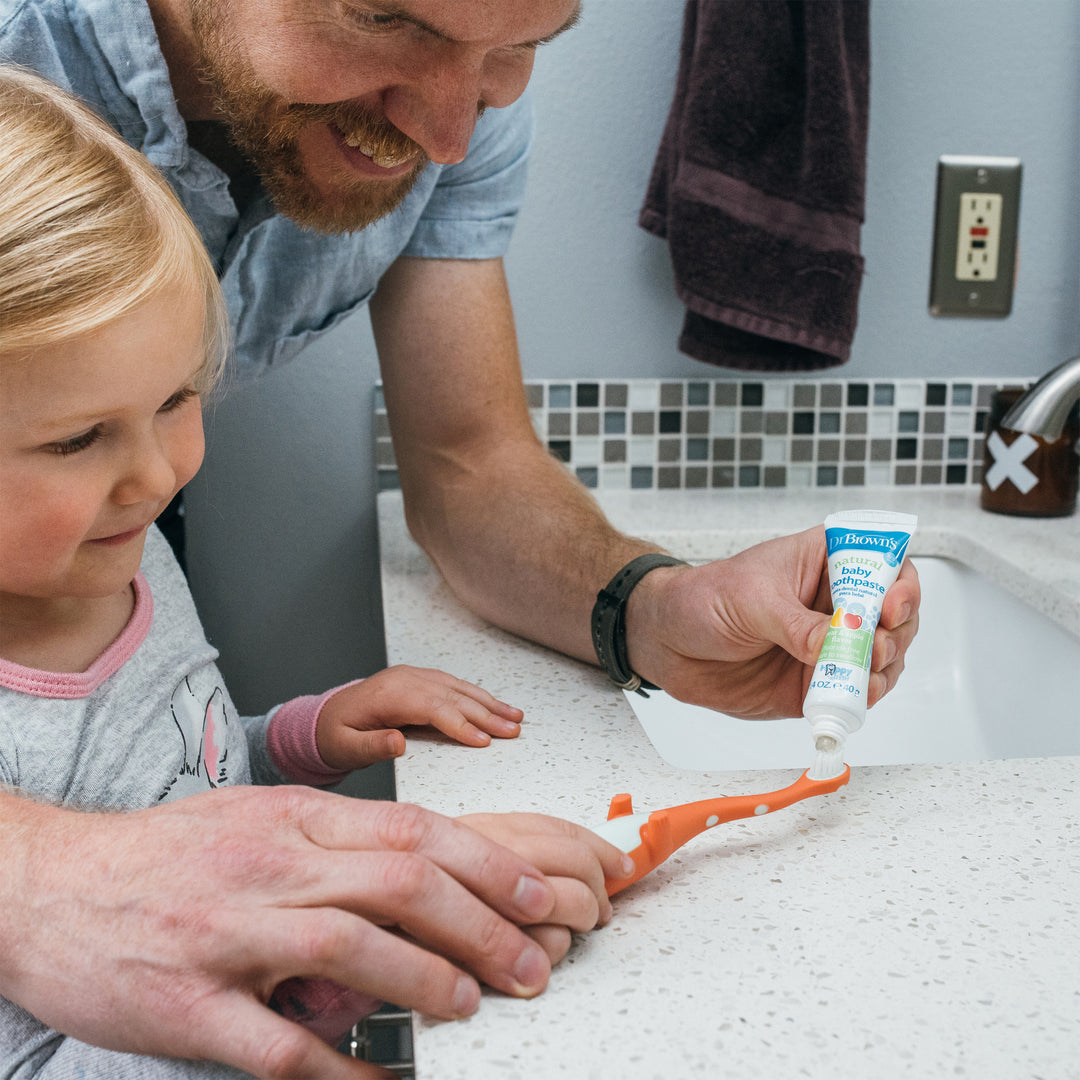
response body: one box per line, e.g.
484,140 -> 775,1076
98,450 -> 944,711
316,665 -> 523,770
457,813 -> 635,970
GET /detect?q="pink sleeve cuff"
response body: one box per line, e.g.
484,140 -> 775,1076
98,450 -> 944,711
266,680 -> 364,786
271,976 -> 381,1045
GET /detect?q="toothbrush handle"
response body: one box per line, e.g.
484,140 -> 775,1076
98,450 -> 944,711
598,766 -> 850,895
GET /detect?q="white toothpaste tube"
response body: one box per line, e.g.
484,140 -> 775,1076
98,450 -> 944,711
804,509 -> 917,779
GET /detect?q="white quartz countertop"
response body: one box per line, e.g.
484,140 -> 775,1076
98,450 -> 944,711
377,489 -> 1080,1079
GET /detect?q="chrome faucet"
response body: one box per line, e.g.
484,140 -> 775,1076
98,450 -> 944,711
1001,355 -> 1080,441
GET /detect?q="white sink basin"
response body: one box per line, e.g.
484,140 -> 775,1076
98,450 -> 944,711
625,556 -> 1080,771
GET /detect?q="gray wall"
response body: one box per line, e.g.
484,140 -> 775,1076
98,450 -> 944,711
509,0 -> 1080,379
185,0 -> 1079,767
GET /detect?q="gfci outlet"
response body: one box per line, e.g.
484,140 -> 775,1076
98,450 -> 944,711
929,155 -> 1021,317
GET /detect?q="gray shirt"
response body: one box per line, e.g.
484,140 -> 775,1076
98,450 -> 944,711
0,528 -> 290,1078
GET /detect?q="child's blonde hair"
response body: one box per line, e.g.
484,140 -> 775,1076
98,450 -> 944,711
0,65 -> 228,391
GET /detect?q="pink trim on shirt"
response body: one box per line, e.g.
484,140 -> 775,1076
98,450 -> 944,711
0,574 -> 153,699
266,679 -> 363,786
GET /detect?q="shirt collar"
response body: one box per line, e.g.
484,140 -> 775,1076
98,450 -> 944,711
76,0 -> 195,170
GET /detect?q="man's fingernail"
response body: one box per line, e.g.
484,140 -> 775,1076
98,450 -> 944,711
620,855 -> 636,877
452,975 -> 480,1017
513,942 -> 549,994
513,875 -> 551,917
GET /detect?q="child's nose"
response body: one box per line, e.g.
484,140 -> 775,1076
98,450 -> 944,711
113,438 -> 178,506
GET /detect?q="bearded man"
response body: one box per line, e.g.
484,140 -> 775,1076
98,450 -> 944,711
0,2 -> 921,1076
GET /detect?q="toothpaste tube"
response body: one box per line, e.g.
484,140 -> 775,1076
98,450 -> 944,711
805,509 -> 917,779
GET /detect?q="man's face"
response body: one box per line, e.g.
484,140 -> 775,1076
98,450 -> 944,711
188,0 -> 581,233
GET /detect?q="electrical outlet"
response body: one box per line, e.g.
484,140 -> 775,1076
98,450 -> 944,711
929,155 -> 1021,317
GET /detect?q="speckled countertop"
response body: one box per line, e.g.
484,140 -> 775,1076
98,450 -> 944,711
377,489 -> 1080,1079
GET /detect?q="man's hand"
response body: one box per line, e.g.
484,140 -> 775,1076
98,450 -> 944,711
0,787 -> 611,1080
458,812 -> 634,963
624,526 -> 921,719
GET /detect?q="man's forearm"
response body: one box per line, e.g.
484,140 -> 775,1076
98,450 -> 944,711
372,254 -> 660,665
403,433 -> 657,663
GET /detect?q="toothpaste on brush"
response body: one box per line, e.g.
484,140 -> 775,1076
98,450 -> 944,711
804,509 -> 918,780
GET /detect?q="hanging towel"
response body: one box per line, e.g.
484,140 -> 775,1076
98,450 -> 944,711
640,0 -> 870,372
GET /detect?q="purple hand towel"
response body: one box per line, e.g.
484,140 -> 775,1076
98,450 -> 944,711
641,0 -> 870,371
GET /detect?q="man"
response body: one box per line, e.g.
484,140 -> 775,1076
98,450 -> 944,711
0,1 -> 920,1075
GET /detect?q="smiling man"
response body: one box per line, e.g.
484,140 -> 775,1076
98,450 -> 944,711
0,1 -> 922,1075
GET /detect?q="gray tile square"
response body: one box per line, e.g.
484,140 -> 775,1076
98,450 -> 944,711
894,465 -> 917,485
819,412 -> 841,434
603,440 -> 626,463
870,438 -> 892,462
687,383 -> 710,406
549,384 -> 572,408
714,383 -> 738,406
922,437 -> 943,461
820,384 -> 843,408
793,384 -> 817,407
817,439 -> 840,462
658,438 -> 681,463
924,411 -> 946,434
525,384 -> 543,408
739,437 -> 763,461
661,383 -> 684,407
764,466 -> 787,488
845,413 -> 868,435
576,412 -> 599,436
712,437 -> 736,461
842,466 -> 865,486
844,439 -> 867,461
711,465 -> 736,487
686,410 -> 710,435
765,411 -> 789,435
548,412 -> 571,436
738,464 -> 761,487
685,466 -> 708,488
791,439 -> 814,463
658,466 -> 682,489
740,410 -> 764,434
631,412 -> 655,435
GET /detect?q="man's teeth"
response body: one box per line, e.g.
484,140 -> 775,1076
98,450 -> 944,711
341,131 -> 411,167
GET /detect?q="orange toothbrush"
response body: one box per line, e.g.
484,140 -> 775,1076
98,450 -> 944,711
595,766 -> 851,896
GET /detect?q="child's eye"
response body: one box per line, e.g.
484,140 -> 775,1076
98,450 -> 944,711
48,427 -> 104,456
159,387 -> 199,414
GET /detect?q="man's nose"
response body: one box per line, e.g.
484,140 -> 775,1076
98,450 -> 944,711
382,48 -> 533,165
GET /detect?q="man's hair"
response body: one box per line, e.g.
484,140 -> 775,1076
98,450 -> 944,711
0,64 -> 229,391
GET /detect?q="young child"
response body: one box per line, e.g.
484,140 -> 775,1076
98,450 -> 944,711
0,65 -> 620,1075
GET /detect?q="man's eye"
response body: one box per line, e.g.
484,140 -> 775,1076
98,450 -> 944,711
346,8 -> 405,31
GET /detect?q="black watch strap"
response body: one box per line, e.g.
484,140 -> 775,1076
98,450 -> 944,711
591,553 -> 688,694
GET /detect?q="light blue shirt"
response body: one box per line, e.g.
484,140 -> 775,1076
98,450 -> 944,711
0,0 -> 534,377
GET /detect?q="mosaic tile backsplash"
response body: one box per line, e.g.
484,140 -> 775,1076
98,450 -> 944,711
376,377 -> 1033,492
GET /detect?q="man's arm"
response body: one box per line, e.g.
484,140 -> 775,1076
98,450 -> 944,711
0,785 -> 623,1080
371,255 -> 654,665
370,255 -> 921,717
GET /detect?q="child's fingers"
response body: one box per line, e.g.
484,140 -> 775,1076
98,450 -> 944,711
326,727 -> 406,769
425,684 -> 523,746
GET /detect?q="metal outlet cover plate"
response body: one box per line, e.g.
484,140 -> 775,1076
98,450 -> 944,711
929,155 -> 1022,317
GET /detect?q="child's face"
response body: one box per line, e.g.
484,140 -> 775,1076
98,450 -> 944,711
0,286 -> 207,604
